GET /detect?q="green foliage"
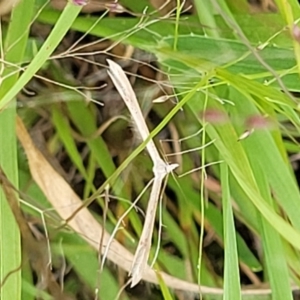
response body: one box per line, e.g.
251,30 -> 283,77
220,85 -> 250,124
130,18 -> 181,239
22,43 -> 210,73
1,0 -> 300,299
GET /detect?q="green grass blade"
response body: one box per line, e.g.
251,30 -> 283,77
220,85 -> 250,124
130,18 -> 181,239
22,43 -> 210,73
55,232 -> 130,300
194,0 -> 218,37
0,0 -> 35,299
221,162 -> 241,300
254,164 -> 293,299
0,3 -> 81,111
51,105 -> 89,180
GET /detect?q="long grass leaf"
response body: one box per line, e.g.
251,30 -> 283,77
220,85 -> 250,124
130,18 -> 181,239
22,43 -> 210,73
221,162 -> 241,300
0,0 -> 35,298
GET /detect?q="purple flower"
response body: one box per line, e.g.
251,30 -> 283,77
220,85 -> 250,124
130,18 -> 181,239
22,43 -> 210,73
293,25 -> 300,44
72,0 -> 88,6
